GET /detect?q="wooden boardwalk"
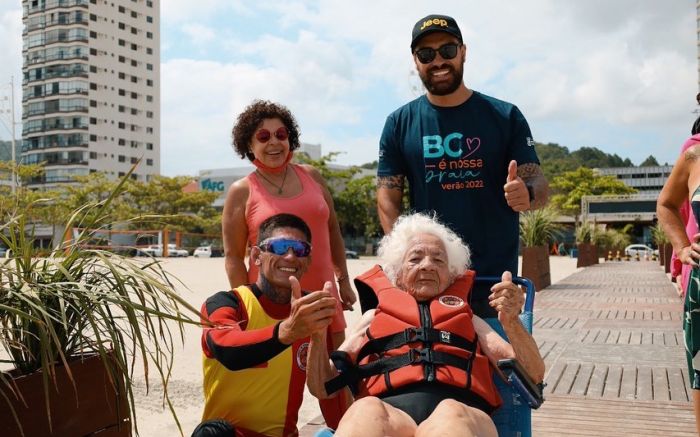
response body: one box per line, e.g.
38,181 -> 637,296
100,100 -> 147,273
532,261 -> 695,435
300,261 -> 696,436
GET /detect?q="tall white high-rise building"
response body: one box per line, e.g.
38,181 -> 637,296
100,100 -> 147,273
21,0 -> 160,187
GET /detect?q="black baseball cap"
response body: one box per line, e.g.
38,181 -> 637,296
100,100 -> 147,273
411,14 -> 463,51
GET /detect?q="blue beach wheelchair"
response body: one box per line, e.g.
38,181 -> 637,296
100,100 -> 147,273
314,275 -> 543,437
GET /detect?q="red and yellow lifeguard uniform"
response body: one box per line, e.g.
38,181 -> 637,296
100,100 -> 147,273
200,284 -> 309,437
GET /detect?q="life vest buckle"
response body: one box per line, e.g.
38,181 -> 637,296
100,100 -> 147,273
409,347 -> 433,364
404,327 -> 427,343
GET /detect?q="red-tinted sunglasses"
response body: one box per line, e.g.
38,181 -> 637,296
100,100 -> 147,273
255,126 -> 289,143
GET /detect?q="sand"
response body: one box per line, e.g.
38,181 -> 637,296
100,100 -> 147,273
131,255 -> 583,436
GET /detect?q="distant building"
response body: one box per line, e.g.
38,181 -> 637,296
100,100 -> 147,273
21,0 -> 160,187
596,165 -> 672,194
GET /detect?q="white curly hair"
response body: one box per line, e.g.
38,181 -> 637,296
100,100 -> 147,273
377,213 -> 471,284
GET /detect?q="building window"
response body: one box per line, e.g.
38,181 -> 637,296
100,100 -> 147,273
118,72 -> 125,79
118,155 -> 125,162
118,5 -> 125,13
90,100 -> 97,107
131,59 -> 137,67
146,31 -> 153,39
118,122 -> 125,129
146,111 -> 153,118
131,108 -> 138,115
118,55 -> 125,63
118,39 -> 125,46
118,138 -> 126,145
146,47 -> 153,55
130,157 -> 138,164
146,95 -> 153,102
90,117 -> 96,124
118,22 -> 125,29
118,171 -> 125,177
146,142 -> 153,150
131,27 -> 137,35
90,30 -> 97,38
146,63 -> 153,71
146,158 -> 153,166
147,0 -> 153,6
147,16 -> 153,23
146,127 -> 153,134
118,105 -> 125,112
131,43 -> 137,51
89,65 -> 97,73
90,82 -> 97,90
131,76 -> 138,83
130,91 -> 137,99
90,134 -> 97,141
131,11 -> 137,18
118,89 -> 125,96
146,79 -> 153,87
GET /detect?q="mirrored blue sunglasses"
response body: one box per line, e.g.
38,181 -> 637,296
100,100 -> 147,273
259,238 -> 311,257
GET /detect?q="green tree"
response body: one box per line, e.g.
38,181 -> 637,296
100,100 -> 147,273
639,155 -> 659,166
335,175 -> 380,239
549,167 -> 636,220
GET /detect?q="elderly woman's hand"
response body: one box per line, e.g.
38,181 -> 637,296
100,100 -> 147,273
489,271 -> 524,325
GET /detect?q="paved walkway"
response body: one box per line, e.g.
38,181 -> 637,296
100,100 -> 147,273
300,260 -> 696,436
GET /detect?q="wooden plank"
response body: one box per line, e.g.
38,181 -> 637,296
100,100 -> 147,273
653,367 -> 670,401
653,332 -> 664,345
553,362 -> 579,395
544,361 -> 566,394
606,330 -> 620,344
642,332 -> 653,345
587,364 -> 607,397
630,331 -> 642,345
620,366 -> 637,400
570,363 -> 594,396
668,367 -> 689,402
636,366 -> 653,401
603,365 -> 622,399
593,329 -> 608,344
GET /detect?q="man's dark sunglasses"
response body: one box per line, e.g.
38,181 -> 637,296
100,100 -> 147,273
414,43 -> 460,64
259,238 -> 311,257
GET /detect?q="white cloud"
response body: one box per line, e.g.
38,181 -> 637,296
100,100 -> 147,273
180,23 -> 216,45
0,7 -> 24,140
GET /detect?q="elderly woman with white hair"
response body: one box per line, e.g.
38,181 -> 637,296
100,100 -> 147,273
306,213 -> 545,437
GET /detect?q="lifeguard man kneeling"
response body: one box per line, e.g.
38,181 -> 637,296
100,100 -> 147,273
193,213 -> 337,437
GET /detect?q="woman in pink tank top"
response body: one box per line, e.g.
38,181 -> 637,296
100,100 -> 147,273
222,100 -> 356,352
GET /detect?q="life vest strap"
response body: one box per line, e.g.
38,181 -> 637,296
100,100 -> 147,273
325,347 -> 475,395
356,327 -> 476,362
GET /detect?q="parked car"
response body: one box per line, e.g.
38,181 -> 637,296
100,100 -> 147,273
193,245 -> 223,258
345,249 -> 359,259
624,244 -> 659,258
140,244 -> 188,257
193,246 -> 212,258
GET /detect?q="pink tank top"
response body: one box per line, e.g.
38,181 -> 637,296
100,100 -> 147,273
245,164 -> 345,330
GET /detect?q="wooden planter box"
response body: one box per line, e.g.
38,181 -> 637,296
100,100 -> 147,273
576,243 -> 598,268
0,354 -> 130,437
663,243 -> 673,273
521,244 -> 551,292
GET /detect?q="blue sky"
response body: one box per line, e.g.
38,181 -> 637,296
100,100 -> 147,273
0,0 -> 697,176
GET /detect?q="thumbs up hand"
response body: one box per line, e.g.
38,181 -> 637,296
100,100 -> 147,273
503,160 -> 530,212
489,271 -> 524,325
278,279 -> 337,345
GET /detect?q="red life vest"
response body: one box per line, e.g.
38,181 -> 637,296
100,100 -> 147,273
352,265 -> 502,411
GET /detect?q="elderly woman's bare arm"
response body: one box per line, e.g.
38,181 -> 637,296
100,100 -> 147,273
306,310 -> 375,399
473,272 -> 545,383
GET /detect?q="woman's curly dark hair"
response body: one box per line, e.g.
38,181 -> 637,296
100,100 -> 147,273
231,100 -> 301,161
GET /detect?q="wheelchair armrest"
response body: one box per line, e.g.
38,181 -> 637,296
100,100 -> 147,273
497,359 -> 545,409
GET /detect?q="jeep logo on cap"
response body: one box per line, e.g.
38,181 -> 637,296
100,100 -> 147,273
420,18 -> 448,31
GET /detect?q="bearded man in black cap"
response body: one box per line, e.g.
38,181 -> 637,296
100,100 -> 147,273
376,14 -> 549,319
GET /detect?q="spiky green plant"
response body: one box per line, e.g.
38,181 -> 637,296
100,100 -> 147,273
519,206 -> 563,248
0,169 -> 201,436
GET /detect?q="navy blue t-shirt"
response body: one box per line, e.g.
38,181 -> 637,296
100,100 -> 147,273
378,92 -> 539,316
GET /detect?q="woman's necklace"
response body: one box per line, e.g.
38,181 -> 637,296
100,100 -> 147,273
256,166 -> 289,195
